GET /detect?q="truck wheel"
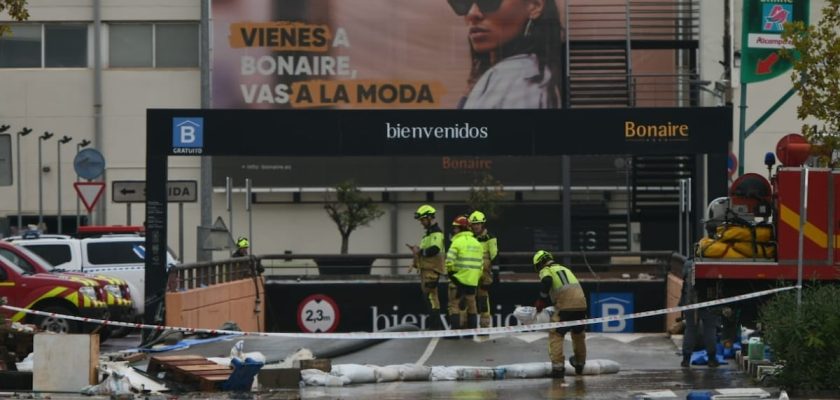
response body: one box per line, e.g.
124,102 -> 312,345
34,305 -> 79,334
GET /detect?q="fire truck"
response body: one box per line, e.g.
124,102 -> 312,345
692,134 -> 840,325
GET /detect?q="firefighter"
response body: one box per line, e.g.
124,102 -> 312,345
406,205 -> 446,330
679,257 -> 721,368
232,236 -> 249,257
446,215 -> 484,334
468,210 -> 498,333
533,250 -> 587,379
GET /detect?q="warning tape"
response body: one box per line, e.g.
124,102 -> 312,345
0,285 -> 797,340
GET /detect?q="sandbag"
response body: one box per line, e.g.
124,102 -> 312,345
372,365 -> 400,383
331,364 -> 377,384
450,366 -> 500,380
569,359 -> 620,375
301,369 -> 349,386
498,362 -> 551,378
392,364 -> 431,381
430,366 -> 459,381
513,306 -> 554,325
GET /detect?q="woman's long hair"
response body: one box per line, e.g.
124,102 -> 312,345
466,0 -> 563,108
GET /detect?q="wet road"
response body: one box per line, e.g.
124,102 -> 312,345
101,332 -> 777,399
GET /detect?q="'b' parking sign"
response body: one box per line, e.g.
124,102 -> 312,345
172,117 -> 203,148
590,292 -> 634,333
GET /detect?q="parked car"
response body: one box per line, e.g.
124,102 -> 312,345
4,232 -> 179,325
0,254 -> 109,334
0,241 -> 134,337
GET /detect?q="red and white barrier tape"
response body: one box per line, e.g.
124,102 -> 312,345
1,285 -> 797,339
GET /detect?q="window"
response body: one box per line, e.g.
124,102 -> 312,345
156,24 -> 198,67
0,24 -> 40,68
109,24 -> 152,67
45,24 -> 87,67
109,23 -> 198,68
86,241 -> 145,264
0,23 -> 88,68
20,244 -> 73,267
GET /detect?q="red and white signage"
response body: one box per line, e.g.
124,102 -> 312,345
74,182 -> 106,212
297,294 -> 340,333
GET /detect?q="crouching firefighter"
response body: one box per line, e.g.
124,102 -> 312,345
407,205 -> 446,330
533,250 -> 587,379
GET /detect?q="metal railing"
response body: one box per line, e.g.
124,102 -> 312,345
257,251 -> 676,278
164,251 -> 678,286
167,256 -> 259,291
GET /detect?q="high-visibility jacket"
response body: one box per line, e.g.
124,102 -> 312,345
446,231 -> 483,287
418,223 -> 445,274
539,263 -> 587,311
475,229 -> 498,282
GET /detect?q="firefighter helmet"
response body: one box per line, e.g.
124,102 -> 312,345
236,237 -> 250,249
451,215 -> 470,229
468,210 -> 486,224
533,250 -> 553,270
414,205 -> 436,219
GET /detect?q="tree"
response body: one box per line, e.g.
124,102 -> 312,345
0,0 -> 30,37
467,173 -> 506,219
324,180 -> 385,254
781,0 -> 840,167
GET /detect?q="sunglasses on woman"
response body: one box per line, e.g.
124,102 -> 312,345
447,0 -> 503,16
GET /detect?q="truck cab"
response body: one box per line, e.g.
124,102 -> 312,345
0,255 -> 108,334
4,232 -> 179,320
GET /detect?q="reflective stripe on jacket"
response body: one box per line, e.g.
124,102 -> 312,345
539,263 -> 587,311
445,231 -> 483,287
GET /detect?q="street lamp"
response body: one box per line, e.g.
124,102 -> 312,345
16,127 -> 33,231
57,135 -> 73,234
76,139 -> 91,229
38,131 -> 54,229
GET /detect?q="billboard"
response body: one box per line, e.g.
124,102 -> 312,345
212,0 -> 563,110
740,0 -> 809,83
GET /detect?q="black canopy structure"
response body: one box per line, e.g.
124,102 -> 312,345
145,107 -> 732,327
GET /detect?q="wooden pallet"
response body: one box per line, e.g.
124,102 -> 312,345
147,355 -> 232,392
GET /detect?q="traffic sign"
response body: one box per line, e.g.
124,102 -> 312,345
112,180 -> 197,203
73,148 -> 106,180
297,294 -> 340,333
74,182 -> 106,213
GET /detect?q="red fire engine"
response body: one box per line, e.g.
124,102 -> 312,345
692,134 -> 840,324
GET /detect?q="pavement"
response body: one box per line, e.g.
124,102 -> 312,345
93,331 -> 782,399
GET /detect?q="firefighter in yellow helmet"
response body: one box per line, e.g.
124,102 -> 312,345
446,215 -> 483,334
468,210 -> 498,334
232,236 -> 249,257
533,250 -> 587,379
406,205 -> 446,330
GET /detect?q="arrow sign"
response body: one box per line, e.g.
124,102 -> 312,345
756,52 -> 780,75
74,182 -> 106,213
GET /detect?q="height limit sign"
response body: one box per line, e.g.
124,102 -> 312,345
297,294 -> 340,333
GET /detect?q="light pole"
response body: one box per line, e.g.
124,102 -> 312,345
38,131 -> 54,229
57,135 -> 73,234
15,127 -> 32,231
76,139 -> 91,229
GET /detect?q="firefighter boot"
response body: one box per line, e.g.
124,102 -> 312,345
445,314 -> 462,340
467,313 -> 478,340
427,309 -> 442,331
551,363 -> 565,379
570,331 -> 587,375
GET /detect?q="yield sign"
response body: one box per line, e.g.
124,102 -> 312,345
74,182 -> 106,212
